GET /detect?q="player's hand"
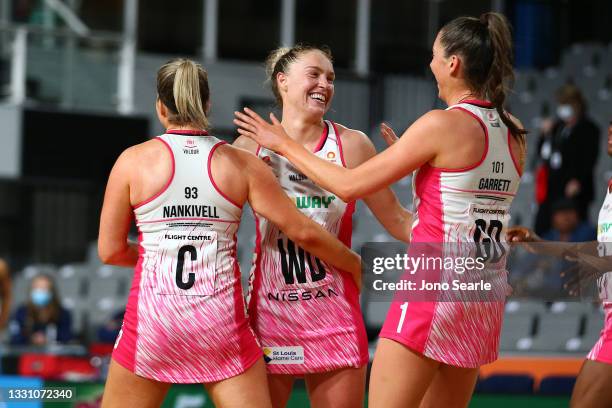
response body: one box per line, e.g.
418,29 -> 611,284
561,253 -> 606,297
506,226 -> 540,243
380,122 -> 399,147
234,108 -> 290,153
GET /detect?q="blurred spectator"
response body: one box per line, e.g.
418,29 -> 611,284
0,258 -> 11,330
510,199 -> 596,299
542,199 -> 597,242
534,84 -> 600,235
9,274 -> 73,345
96,310 -> 124,344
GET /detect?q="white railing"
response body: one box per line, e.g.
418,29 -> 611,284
0,23 -> 130,113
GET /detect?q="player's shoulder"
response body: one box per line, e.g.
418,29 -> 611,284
409,109 -> 459,136
416,109 -> 456,125
213,141 -> 260,168
331,122 -> 372,149
232,135 -> 259,154
125,137 -> 174,164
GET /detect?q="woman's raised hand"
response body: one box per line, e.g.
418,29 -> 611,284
380,122 -> 399,147
234,108 -> 290,153
506,226 -> 539,243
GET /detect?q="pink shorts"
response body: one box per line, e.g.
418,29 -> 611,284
380,300 -> 504,368
587,303 -> 612,364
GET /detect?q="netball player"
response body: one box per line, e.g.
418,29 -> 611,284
234,44 -> 412,408
235,12 -> 526,407
98,58 -> 361,408
508,121 -> 612,408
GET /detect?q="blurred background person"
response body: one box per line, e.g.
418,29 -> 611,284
509,199 -> 596,298
534,84 -> 600,235
543,198 -> 597,242
9,273 -> 73,345
96,310 -> 124,344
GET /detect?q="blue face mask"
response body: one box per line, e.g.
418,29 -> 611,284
31,289 -> 52,307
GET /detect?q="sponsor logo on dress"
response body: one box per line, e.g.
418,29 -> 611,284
291,195 -> 336,209
599,223 -> 612,234
267,288 -> 339,302
487,111 -> 500,127
183,138 -> 199,154
289,173 -> 308,182
262,346 -> 305,365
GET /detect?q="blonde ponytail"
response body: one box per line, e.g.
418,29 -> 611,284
157,58 -> 210,129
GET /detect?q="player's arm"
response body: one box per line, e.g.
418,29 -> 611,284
235,108 -> 442,202
98,149 -> 139,267
506,226 -> 600,258
0,259 -> 11,328
239,150 -> 362,289
339,126 -> 413,243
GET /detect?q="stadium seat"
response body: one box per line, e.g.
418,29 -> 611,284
530,313 -> 582,351
576,309 -> 605,351
500,314 -> 534,351
86,277 -> 122,310
58,263 -> 93,279
22,264 -> 57,279
11,274 -> 30,307
477,374 -> 534,394
549,301 -> 591,315
538,375 -> 577,395
505,300 -> 547,315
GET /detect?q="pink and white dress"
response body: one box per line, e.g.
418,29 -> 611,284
380,100 -> 522,368
247,121 -> 369,374
586,180 -> 612,363
112,130 -> 262,383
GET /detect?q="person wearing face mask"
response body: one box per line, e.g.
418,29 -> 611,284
9,274 -> 73,345
534,84 -> 600,235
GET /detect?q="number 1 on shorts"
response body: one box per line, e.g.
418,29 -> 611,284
397,302 -> 408,333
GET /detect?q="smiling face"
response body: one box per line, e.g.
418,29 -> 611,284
277,50 -> 335,118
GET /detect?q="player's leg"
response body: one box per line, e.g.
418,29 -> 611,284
304,365 -> 367,408
368,338 -> 439,408
101,359 -> 171,408
419,363 -> 479,408
264,374 -> 295,408
204,358 -> 273,408
570,359 -> 612,408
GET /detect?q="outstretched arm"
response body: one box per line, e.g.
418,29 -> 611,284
338,125 -> 413,242
234,108 -> 442,202
506,226 -> 599,258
